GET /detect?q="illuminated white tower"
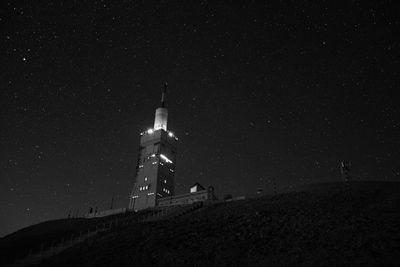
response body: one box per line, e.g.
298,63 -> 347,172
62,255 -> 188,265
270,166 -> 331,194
129,83 -> 178,211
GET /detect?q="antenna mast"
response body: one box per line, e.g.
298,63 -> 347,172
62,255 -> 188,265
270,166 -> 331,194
161,82 -> 167,107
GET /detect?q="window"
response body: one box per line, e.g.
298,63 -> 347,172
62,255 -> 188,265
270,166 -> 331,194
164,179 -> 167,184
160,154 -> 173,164
140,185 -> 149,191
163,188 -> 170,194
144,177 -> 147,182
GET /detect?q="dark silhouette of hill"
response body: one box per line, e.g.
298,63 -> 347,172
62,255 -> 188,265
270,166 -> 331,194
0,210 -> 155,265
1,181 -> 399,266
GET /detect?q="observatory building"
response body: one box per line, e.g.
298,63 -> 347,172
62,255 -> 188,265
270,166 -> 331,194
129,84 -> 179,211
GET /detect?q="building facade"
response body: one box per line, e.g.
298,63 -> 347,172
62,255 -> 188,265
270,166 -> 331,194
129,84 -> 179,211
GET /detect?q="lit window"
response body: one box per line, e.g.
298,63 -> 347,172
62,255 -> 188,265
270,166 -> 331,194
144,177 -> 147,182
138,165 -> 144,168
164,179 -> 167,184
160,154 -> 173,164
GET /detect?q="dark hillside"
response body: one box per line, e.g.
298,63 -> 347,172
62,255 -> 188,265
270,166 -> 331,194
0,210 -> 155,265
3,181 -> 400,266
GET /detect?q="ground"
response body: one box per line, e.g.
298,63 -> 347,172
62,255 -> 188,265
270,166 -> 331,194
1,181 -> 399,266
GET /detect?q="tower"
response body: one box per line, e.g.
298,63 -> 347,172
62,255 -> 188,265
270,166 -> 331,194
129,83 -> 178,211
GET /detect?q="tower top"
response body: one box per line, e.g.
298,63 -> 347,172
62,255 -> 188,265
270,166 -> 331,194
161,82 -> 167,108
153,83 -> 169,131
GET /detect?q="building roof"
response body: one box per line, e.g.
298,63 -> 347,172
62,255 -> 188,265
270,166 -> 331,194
190,182 -> 205,191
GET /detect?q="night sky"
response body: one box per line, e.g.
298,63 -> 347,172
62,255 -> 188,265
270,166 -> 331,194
1,1 -> 399,237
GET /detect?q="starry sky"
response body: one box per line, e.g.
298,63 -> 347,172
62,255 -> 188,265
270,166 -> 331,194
1,1 -> 399,237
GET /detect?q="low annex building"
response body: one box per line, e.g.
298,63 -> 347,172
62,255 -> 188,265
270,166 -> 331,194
158,183 -> 217,207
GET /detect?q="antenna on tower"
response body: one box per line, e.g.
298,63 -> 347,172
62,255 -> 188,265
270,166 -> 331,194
153,82 -> 169,131
161,82 -> 167,107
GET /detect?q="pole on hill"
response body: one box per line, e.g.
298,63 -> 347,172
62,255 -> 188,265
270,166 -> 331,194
110,195 -> 114,210
272,177 -> 278,196
340,161 -> 351,182
340,161 -> 352,200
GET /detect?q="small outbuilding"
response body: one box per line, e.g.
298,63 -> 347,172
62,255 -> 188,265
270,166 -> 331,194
158,183 -> 216,207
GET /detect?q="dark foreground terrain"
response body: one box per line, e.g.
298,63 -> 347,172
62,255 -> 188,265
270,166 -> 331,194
1,181 -> 399,266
